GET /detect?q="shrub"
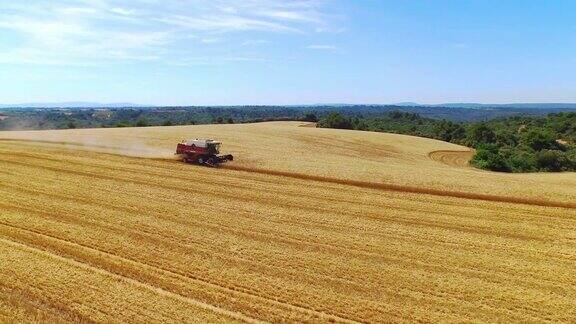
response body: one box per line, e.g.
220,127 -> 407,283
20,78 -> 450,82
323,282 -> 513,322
433,120 -> 466,143
471,144 -> 510,172
136,118 -> 149,127
535,150 -> 573,172
506,150 -> 537,172
466,124 -> 496,147
521,129 -> 560,151
495,130 -> 518,147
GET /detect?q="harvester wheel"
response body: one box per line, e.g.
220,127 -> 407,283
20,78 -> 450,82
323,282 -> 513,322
197,157 -> 205,164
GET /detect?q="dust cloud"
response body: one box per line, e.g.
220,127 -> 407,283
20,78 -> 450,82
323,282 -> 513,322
0,132 -> 176,159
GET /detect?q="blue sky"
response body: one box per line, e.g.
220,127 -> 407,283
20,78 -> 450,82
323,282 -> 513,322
0,0 -> 575,105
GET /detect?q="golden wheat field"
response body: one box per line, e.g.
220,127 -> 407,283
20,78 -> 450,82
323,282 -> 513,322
1,121 -> 576,323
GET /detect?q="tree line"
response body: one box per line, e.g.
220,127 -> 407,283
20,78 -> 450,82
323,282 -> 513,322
2,106 -> 575,173
0,107 -> 319,130
318,111 -> 576,173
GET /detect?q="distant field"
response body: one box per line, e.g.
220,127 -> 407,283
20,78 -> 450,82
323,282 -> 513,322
1,122 -> 575,322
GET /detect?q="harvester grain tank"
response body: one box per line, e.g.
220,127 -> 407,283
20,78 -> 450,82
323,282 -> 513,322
176,139 -> 233,167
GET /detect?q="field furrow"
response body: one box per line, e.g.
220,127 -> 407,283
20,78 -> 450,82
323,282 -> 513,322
1,122 -> 575,322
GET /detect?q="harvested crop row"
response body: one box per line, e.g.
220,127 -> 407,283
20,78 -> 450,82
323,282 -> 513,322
1,134 -> 576,322
0,135 -> 576,321
1,122 -> 575,202
428,149 -> 475,168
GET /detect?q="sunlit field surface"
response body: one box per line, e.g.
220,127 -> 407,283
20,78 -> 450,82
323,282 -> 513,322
1,122 -> 575,322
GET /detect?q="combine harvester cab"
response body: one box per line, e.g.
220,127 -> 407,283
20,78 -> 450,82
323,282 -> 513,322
176,138 -> 233,167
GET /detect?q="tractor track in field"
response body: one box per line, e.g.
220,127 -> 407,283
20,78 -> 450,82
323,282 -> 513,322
3,163 -> 572,320
0,277 -> 93,323
2,148 -> 575,256
4,146 -> 565,222
0,236 -> 259,324
2,140 -> 575,212
2,212 -> 561,322
0,222 -> 364,324
0,180 -> 550,263
3,189 -> 571,293
0,197 -> 376,295
2,183 -> 530,296
2,214 -> 570,323
2,177 -> 574,297
2,130 -> 576,322
428,149 -> 475,168
0,155 -> 555,243
2,138 -> 574,209
222,165 -> 576,210
0,170 -> 382,321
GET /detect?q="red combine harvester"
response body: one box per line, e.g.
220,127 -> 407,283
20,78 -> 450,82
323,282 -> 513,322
176,139 -> 233,167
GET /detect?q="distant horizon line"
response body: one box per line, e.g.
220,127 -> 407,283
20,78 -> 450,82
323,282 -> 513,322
3,101 -> 576,108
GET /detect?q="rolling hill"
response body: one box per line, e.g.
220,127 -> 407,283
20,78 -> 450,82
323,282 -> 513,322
0,122 -> 575,322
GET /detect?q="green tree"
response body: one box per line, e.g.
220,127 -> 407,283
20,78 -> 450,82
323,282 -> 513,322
303,112 -> 318,122
494,129 -> 518,147
535,150 -> 573,171
136,118 -> 149,127
319,112 -> 353,129
353,118 -> 369,131
471,144 -> 510,172
506,150 -> 537,172
433,120 -> 466,143
521,129 -> 560,151
466,124 -> 496,147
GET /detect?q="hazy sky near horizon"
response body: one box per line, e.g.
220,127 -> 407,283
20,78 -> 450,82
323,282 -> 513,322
1,0 -> 575,105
